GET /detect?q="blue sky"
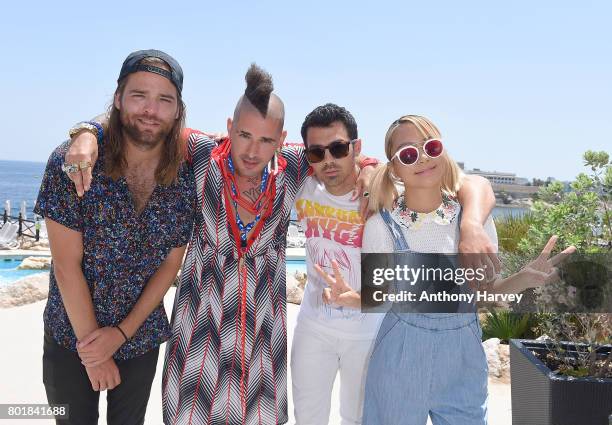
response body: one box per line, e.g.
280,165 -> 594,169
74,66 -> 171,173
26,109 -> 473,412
1,0 -> 610,181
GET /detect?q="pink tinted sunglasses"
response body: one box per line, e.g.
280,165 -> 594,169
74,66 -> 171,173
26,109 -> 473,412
391,139 -> 444,166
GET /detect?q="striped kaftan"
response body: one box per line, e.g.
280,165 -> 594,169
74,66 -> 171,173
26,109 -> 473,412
162,134 -> 309,425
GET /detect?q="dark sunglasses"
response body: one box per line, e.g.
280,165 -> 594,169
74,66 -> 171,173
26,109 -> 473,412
391,139 -> 444,166
305,139 -> 357,163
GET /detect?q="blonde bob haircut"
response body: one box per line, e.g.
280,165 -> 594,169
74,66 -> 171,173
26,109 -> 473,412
368,115 -> 464,213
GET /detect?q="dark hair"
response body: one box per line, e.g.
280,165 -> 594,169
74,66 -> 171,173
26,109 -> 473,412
300,103 -> 358,146
105,57 -> 187,186
244,63 -> 274,117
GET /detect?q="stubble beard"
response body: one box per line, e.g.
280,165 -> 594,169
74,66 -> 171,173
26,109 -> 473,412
121,110 -> 172,151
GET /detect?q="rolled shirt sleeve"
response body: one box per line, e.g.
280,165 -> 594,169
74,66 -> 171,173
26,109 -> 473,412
34,142 -> 83,232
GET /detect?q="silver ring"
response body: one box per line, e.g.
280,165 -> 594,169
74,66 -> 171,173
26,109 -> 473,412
61,163 -> 80,174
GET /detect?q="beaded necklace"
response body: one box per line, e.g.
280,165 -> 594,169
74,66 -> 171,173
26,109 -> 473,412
227,156 -> 269,244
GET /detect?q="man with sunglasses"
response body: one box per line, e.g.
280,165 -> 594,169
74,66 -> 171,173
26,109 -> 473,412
292,104 -> 378,425
291,104 -> 497,425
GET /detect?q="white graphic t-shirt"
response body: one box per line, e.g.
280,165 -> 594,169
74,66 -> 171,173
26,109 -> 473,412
294,176 -> 381,340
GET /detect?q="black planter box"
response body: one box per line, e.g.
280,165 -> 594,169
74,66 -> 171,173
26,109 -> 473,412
510,339 -> 612,425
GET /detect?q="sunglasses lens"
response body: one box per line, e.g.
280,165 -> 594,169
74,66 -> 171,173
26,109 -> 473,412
329,142 -> 350,159
306,148 -> 325,163
398,147 -> 419,165
425,139 -> 443,157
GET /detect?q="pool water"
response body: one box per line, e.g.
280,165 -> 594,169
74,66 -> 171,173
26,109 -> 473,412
286,259 -> 307,275
0,257 -> 48,286
0,257 -> 302,286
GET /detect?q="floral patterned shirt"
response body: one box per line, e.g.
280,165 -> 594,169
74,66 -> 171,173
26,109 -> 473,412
35,141 -> 196,360
391,192 -> 460,230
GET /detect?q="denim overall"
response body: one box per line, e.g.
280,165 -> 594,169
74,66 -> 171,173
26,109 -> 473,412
362,210 -> 488,425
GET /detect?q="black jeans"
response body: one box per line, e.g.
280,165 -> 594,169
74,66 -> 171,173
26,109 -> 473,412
42,332 -> 159,425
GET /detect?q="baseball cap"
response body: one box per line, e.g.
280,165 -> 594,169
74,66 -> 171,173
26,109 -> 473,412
118,49 -> 183,94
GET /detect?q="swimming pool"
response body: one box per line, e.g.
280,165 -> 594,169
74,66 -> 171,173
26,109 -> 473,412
0,256 -> 304,286
286,259 -> 307,275
0,257 -> 48,286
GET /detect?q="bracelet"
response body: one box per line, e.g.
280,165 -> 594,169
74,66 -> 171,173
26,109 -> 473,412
114,325 -> 129,343
68,121 -> 104,143
89,121 -> 104,142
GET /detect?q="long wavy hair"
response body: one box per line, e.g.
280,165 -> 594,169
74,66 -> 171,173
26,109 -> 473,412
104,57 -> 187,186
368,115 -> 464,213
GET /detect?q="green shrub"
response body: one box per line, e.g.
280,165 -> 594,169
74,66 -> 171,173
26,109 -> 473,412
481,311 -> 533,343
517,150 -> 611,256
495,213 -> 534,253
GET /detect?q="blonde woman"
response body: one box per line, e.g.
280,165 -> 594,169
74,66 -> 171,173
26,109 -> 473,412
321,115 -> 574,425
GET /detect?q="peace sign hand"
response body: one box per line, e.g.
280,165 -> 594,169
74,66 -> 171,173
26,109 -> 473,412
516,235 -> 576,290
314,260 -> 361,309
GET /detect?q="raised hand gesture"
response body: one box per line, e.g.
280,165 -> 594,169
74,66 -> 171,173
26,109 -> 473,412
518,235 -> 576,289
314,260 -> 361,309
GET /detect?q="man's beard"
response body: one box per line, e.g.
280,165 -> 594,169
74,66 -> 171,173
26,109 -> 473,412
120,111 -> 173,150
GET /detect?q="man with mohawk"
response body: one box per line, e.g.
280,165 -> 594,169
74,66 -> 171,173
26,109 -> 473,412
65,61 -> 496,424
159,64 -> 312,425
66,63 -> 379,424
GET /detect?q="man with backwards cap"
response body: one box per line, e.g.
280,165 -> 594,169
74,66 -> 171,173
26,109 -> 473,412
35,49 -> 196,424
63,56 -> 497,424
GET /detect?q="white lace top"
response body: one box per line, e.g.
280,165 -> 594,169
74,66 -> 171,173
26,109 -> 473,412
363,192 -> 498,254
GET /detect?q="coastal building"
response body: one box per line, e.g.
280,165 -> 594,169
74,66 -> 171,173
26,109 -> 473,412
466,168 -> 519,185
460,165 -> 540,200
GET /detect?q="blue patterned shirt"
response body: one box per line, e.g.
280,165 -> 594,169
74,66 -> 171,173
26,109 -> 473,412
35,141 -> 196,360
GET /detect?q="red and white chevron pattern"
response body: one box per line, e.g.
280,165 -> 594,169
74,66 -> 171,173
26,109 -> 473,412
162,134 -> 308,425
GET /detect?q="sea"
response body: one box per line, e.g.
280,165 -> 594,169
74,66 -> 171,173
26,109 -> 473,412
0,159 -> 528,220
0,160 -> 46,219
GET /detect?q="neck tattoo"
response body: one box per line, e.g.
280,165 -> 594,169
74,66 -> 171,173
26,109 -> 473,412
227,156 -> 269,244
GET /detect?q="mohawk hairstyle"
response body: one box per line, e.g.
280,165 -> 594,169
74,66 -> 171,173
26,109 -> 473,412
244,63 -> 274,117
